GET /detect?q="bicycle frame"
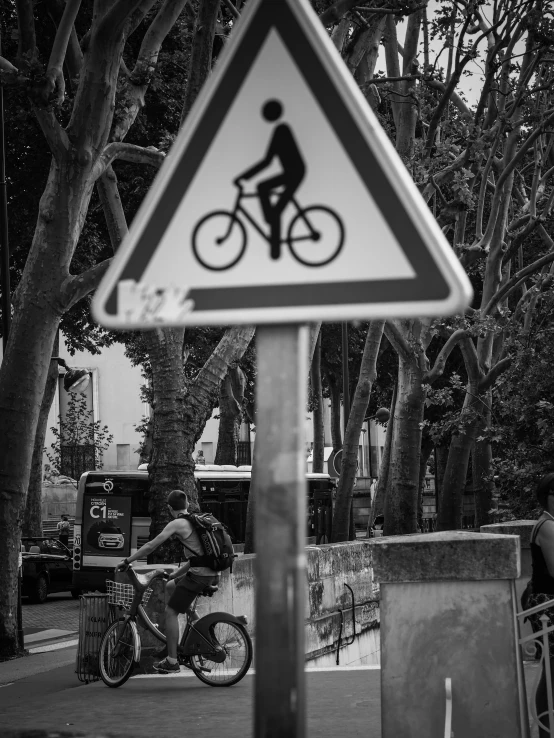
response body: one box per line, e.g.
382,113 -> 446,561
110,567 -> 244,662
228,188 -> 317,244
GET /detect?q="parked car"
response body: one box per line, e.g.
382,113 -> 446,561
21,537 -> 80,604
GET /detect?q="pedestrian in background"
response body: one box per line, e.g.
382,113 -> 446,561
57,515 -> 71,549
525,473 -> 554,737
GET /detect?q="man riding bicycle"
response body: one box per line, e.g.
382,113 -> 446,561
116,489 -> 219,674
234,98 -> 306,260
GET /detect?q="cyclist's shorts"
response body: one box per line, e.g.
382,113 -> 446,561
168,573 -> 219,613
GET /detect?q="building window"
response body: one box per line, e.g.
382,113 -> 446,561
117,444 -> 131,470
58,375 -> 95,480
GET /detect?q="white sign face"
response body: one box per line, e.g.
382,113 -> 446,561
93,0 -> 472,328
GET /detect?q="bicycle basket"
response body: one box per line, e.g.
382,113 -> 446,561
106,580 -> 153,609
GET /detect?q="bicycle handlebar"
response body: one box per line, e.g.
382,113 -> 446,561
115,562 -> 170,586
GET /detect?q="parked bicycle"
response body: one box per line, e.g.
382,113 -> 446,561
98,564 -> 252,688
191,182 -> 344,271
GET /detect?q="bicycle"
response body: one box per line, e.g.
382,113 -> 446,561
98,564 -> 252,689
191,183 -> 344,271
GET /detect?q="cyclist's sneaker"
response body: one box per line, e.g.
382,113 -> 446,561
153,657 -> 180,674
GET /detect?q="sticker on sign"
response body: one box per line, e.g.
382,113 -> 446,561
118,281 -> 194,325
93,0 -> 472,328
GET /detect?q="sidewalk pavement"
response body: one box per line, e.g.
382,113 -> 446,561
0,645 -> 382,738
0,635 -> 543,738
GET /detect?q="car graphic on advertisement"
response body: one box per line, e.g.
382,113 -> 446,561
97,530 -> 125,549
86,520 -> 125,551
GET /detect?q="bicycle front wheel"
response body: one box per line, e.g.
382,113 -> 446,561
287,206 -> 344,267
192,211 -> 247,271
99,619 -> 137,688
190,621 -> 252,687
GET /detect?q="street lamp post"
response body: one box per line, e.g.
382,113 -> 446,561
0,30 -> 10,352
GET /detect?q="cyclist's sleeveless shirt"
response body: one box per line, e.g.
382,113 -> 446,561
531,517 -> 554,596
178,522 -> 218,578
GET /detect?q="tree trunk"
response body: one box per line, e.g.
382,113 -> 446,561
181,0 -> 221,124
143,327 -> 190,565
0,156 -> 97,657
146,326 -> 255,564
24,334 -> 62,537
215,366 -> 245,465
310,332 -> 325,473
437,388 -> 481,531
332,321 -> 384,542
395,10 -> 422,158
327,373 -> 342,452
472,389 -> 494,527
384,354 -> 425,535
368,383 -> 396,530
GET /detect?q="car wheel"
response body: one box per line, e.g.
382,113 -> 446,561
30,574 -> 49,604
70,589 -> 81,599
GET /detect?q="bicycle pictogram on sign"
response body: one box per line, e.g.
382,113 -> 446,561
192,99 -> 344,271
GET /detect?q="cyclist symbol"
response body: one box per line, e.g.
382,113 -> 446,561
192,99 -> 344,271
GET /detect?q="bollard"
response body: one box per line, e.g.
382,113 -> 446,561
372,530 -> 527,738
75,593 -> 110,683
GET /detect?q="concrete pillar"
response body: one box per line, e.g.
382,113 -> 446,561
480,521 -> 535,606
372,531 -> 528,738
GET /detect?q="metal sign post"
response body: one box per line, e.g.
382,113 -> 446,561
254,324 -> 308,737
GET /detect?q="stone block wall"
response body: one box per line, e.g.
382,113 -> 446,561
132,540 -> 380,670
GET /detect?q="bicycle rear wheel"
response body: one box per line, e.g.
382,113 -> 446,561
192,211 -> 247,271
189,621 -> 252,687
99,619 -> 137,688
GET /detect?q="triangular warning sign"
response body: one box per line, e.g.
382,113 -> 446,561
93,0 -> 472,329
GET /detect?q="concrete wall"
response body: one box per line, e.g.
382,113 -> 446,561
131,540 -> 380,671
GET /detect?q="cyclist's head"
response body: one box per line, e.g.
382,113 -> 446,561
167,489 -> 188,511
262,99 -> 283,122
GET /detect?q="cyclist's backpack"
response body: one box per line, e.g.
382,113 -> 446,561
179,512 -> 236,573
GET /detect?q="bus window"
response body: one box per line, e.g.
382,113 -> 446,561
84,476 -> 150,517
197,479 -> 249,543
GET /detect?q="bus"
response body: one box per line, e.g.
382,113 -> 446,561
72,465 -> 334,591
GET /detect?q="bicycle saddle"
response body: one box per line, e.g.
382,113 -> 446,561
200,585 -> 219,597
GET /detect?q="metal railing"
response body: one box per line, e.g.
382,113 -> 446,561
518,596 -> 554,736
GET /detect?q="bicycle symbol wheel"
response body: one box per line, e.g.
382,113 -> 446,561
287,206 -> 344,267
192,211 -> 247,271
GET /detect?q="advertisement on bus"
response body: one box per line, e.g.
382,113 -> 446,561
82,494 -> 132,558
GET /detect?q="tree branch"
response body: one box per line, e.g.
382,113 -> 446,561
422,78 -> 471,118
33,109 -> 70,159
96,166 -> 128,252
110,0 -> 190,144
479,109 -> 554,247
423,329 -> 468,384
60,259 -> 113,311
99,142 -> 165,174
483,251 -> 554,316
384,320 -> 412,362
45,0 -> 83,105
459,335 -> 480,384
15,0 -> 37,62
478,357 -> 511,392
95,0 -> 146,42
319,0 -> 361,26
